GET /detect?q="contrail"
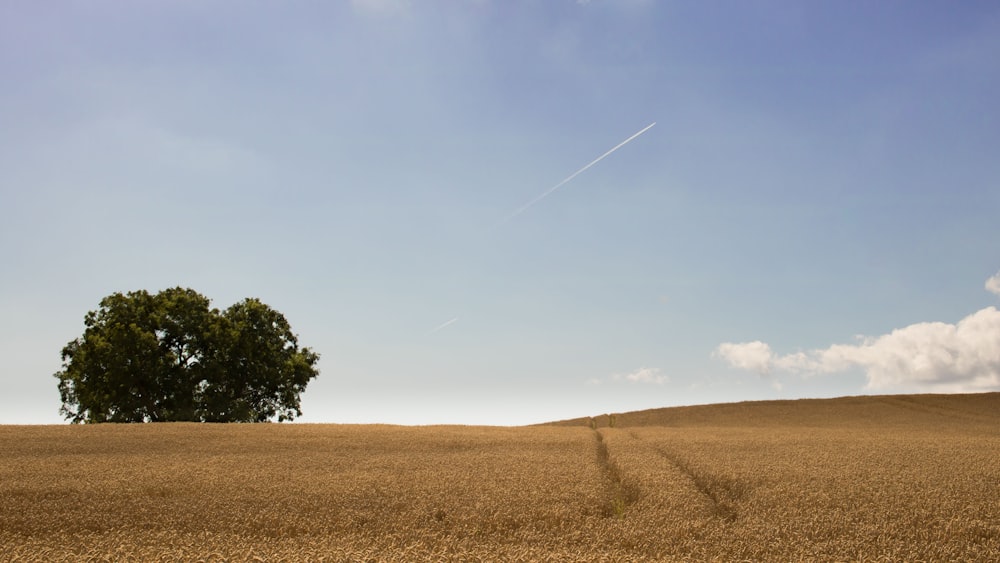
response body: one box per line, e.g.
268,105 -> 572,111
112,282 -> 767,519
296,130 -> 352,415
427,317 -> 458,334
496,122 -> 656,226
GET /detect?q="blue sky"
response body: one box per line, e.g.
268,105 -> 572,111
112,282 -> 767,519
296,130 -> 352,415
2,0 -> 999,425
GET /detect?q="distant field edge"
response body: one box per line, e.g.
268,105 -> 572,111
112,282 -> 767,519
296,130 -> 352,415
541,391 -> 1000,429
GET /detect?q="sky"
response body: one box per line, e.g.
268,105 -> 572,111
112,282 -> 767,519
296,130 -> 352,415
2,0 -> 999,425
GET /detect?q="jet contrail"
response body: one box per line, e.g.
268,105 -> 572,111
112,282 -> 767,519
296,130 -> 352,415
427,317 -> 459,334
496,121 -> 656,226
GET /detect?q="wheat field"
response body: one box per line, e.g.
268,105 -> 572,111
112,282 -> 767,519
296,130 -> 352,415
2,393 -> 998,561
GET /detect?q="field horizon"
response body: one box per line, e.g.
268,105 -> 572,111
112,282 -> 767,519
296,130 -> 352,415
2,390 -> 998,429
3,391 -> 998,561
545,390 -> 1000,428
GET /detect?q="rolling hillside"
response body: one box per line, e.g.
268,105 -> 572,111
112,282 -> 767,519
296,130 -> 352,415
547,391 -> 1000,429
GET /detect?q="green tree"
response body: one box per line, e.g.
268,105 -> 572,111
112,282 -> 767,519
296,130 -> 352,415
55,288 -> 320,423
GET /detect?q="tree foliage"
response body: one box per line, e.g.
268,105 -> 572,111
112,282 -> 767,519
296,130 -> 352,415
55,288 -> 320,423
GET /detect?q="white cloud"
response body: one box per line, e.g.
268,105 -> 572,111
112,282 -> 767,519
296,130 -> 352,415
714,341 -> 775,374
986,271 -> 1000,297
612,367 -> 668,385
713,342 -> 788,390
716,273 -> 1000,393
719,317 -> 1000,393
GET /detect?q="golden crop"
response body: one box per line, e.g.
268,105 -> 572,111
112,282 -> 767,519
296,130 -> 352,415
2,393 -> 998,561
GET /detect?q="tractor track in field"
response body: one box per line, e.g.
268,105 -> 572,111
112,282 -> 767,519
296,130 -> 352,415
592,429 -> 639,518
628,430 -> 744,522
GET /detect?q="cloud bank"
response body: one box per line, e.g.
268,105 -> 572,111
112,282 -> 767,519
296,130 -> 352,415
716,275 -> 1000,393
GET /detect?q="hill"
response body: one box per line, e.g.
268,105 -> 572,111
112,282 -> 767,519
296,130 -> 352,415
546,391 -> 1000,429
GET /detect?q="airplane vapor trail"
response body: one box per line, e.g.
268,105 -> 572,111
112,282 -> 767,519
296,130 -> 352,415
427,317 -> 459,334
496,122 -> 656,226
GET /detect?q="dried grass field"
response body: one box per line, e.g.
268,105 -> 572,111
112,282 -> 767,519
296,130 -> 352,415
2,393 -> 999,561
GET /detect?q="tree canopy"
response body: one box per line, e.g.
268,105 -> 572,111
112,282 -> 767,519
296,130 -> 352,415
54,288 -> 320,423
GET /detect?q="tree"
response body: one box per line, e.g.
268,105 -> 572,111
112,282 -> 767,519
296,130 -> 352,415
54,288 -> 320,423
